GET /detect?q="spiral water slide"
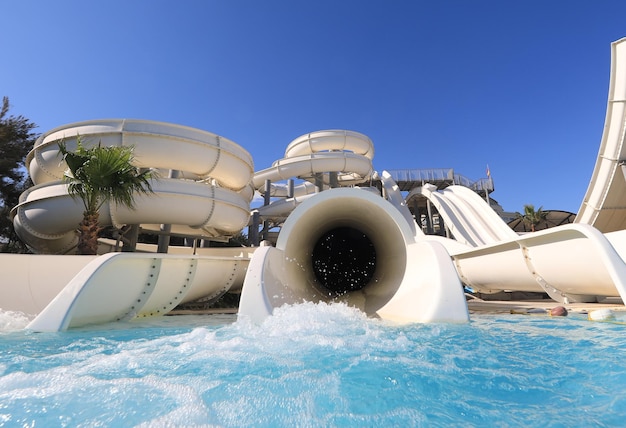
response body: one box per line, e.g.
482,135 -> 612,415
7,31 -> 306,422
253,130 -> 375,219
5,120 -> 257,331
12,119 -> 254,254
576,37 -> 626,232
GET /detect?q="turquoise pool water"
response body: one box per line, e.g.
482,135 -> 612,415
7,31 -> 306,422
1,302 -> 625,427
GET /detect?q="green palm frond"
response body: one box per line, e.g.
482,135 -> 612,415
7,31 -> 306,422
518,204 -> 548,232
58,136 -> 155,214
57,136 -> 156,255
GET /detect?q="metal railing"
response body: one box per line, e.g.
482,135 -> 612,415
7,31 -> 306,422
385,169 -> 493,192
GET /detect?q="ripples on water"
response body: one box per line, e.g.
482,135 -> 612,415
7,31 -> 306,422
1,303 -> 625,427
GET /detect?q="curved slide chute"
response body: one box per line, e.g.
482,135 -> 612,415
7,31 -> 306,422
254,152 -> 373,190
28,119 -> 253,191
407,184 -> 517,246
576,38 -> 626,232
378,174 -> 626,304
26,250 -> 252,332
12,179 -> 250,254
13,119 -> 254,254
254,129 -> 375,221
253,129 -> 374,194
284,129 -> 375,159
450,223 -> 626,303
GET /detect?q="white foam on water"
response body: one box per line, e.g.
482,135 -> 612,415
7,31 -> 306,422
0,302 -> 420,426
1,302 -> 626,426
0,309 -> 32,332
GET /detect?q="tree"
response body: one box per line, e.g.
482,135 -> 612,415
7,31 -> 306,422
0,96 -> 38,253
58,138 -> 155,255
517,204 -> 547,232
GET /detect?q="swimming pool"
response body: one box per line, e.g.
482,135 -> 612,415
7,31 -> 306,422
1,302 -> 625,427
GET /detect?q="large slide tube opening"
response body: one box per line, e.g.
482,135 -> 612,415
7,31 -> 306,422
312,226 -> 376,294
276,188 -> 413,313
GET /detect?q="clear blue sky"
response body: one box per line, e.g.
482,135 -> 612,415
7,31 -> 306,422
2,1 -> 626,213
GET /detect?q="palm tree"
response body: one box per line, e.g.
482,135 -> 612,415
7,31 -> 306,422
517,204 -> 547,232
58,138 -> 154,255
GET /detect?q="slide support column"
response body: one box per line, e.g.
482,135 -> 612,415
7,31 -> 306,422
157,169 -> 180,253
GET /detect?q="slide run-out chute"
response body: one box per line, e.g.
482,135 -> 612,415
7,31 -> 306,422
406,182 -> 626,304
26,249 -> 253,332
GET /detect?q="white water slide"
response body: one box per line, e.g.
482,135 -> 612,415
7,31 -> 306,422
6,127 -> 381,331
254,129 -> 374,191
7,39 -> 626,331
407,184 -> 518,246
372,37 -> 626,304
576,37 -> 626,232
12,119 -> 254,254
253,130 -> 375,219
402,180 -> 626,303
239,186 -> 470,325
239,134 -> 469,324
4,120 -> 258,331
3,248 -> 253,331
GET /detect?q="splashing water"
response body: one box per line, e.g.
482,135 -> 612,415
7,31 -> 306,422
1,303 -> 625,427
0,310 -> 31,332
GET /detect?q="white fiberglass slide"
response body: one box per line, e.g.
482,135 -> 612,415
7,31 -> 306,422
379,173 -> 626,304
28,119 -> 253,190
12,119 -> 254,254
0,246 -> 254,330
393,38 -> 626,303
239,187 -> 469,324
407,184 -> 517,246
26,250 -> 253,331
254,129 -> 375,220
576,38 -> 626,232
253,130 -> 374,192
450,223 -> 626,303
13,179 -> 251,254
421,188 -> 626,303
